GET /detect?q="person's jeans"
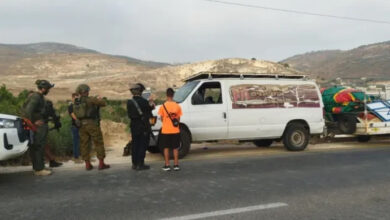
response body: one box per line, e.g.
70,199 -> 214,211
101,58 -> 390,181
71,126 -> 80,159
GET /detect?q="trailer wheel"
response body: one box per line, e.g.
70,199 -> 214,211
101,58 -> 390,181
253,140 -> 273,147
283,124 -> 309,151
357,135 -> 371,143
337,114 -> 356,134
159,126 -> 191,159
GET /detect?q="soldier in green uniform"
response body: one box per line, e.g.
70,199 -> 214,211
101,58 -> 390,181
74,84 -> 110,170
22,80 -> 55,176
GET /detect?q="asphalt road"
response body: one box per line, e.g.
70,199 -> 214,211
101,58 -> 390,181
1,146 -> 390,220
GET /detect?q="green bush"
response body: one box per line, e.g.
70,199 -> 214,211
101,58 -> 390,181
0,85 -> 29,115
100,100 -> 129,124
47,117 -> 73,156
56,100 -> 71,114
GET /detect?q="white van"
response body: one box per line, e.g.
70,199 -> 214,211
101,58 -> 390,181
149,73 -> 325,158
0,113 -> 29,161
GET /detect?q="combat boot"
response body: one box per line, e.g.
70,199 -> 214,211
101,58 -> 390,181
98,159 -> 110,170
136,162 -> 150,171
49,160 -> 63,168
34,169 -> 52,176
85,160 -> 93,171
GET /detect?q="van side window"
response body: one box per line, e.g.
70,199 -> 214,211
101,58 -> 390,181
230,84 -> 320,109
192,82 -> 222,105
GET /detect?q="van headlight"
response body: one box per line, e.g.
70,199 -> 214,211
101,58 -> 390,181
0,118 -> 16,128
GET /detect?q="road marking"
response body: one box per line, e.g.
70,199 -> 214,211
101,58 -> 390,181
159,202 -> 288,220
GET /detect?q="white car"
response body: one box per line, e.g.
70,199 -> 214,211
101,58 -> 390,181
0,113 -> 29,161
149,73 -> 325,158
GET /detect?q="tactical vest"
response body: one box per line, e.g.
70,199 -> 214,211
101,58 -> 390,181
73,96 -> 99,119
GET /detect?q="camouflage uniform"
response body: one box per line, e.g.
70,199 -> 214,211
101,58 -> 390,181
78,96 -> 107,161
22,89 -> 50,171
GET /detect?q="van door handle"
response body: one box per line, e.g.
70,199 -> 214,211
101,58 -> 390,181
223,112 -> 227,119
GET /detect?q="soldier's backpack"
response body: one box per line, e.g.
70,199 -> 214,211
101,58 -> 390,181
73,98 -> 88,119
20,95 -> 33,118
20,92 -> 44,119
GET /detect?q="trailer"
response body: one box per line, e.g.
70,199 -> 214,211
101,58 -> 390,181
325,116 -> 390,142
322,86 -> 390,142
351,100 -> 390,141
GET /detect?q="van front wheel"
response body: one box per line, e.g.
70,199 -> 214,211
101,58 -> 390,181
283,124 -> 309,151
178,128 -> 191,159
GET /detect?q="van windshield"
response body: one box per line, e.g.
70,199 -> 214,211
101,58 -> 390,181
174,81 -> 200,103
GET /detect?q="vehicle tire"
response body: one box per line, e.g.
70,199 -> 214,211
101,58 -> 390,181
147,145 -> 160,153
283,124 -> 309,151
178,128 -> 191,159
253,140 -> 273,147
357,135 -> 371,143
159,126 -> 191,159
337,114 -> 357,134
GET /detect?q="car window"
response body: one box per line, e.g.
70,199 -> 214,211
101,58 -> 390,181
173,81 -> 200,103
191,82 -> 222,105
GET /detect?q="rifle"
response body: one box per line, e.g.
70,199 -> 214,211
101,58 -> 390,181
45,100 -> 62,131
21,118 -> 36,145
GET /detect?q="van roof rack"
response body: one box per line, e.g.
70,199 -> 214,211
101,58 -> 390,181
184,72 -> 307,82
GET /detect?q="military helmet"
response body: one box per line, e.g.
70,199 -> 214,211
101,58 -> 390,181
35,80 -> 55,89
76,84 -> 90,94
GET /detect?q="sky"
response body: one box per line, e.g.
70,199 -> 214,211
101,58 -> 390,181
0,0 -> 389,63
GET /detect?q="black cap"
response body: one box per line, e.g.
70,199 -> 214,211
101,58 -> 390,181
136,83 -> 146,92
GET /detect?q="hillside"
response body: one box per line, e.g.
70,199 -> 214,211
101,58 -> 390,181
0,42 -> 168,76
0,42 -> 300,100
283,41 -> 390,81
0,42 -> 98,54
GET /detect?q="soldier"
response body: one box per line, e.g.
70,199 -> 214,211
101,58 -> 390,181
26,90 -> 63,168
44,99 -> 63,167
122,83 -> 155,157
127,83 -> 154,171
22,80 -> 55,176
74,84 -> 110,170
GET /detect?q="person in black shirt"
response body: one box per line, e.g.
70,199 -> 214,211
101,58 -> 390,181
68,93 -> 81,160
127,83 -> 154,171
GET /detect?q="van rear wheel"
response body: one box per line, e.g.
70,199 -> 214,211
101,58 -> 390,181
253,140 -> 273,147
283,124 -> 309,151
